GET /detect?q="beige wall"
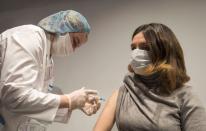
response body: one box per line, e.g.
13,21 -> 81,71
1,0 -> 206,131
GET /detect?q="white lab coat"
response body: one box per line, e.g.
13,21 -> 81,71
0,25 -> 71,131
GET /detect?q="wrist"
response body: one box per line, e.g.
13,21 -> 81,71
59,95 -> 70,108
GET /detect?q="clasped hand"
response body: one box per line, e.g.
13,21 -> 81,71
66,87 -> 101,116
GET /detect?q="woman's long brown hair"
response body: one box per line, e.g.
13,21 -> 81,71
132,23 -> 190,93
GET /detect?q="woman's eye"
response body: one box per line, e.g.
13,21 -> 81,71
139,43 -> 150,51
131,44 -> 136,50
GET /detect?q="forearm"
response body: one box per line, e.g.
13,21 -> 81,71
1,85 -> 61,122
1,85 -> 59,112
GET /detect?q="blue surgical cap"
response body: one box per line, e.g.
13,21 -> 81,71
38,10 -> 91,35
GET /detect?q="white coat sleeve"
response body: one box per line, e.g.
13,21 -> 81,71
0,32 -> 60,123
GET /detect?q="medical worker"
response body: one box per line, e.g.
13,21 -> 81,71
0,10 -> 100,131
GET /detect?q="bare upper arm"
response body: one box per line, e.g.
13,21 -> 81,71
93,89 -> 119,131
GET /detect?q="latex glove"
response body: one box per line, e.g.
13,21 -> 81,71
81,95 -> 101,116
66,87 -> 98,110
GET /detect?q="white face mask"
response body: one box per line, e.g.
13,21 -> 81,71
130,48 -> 151,75
51,34 -> 74,56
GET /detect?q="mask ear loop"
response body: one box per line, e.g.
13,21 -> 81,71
65,33 -> 74,54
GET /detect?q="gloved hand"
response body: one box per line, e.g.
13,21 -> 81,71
81,95 -> 101,116
66,87 -> 98,110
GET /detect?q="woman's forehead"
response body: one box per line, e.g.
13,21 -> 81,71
132,32 -> 146,45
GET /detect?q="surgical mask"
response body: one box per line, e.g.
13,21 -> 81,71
130,48 -> 151,75
51,34 -> 73,56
